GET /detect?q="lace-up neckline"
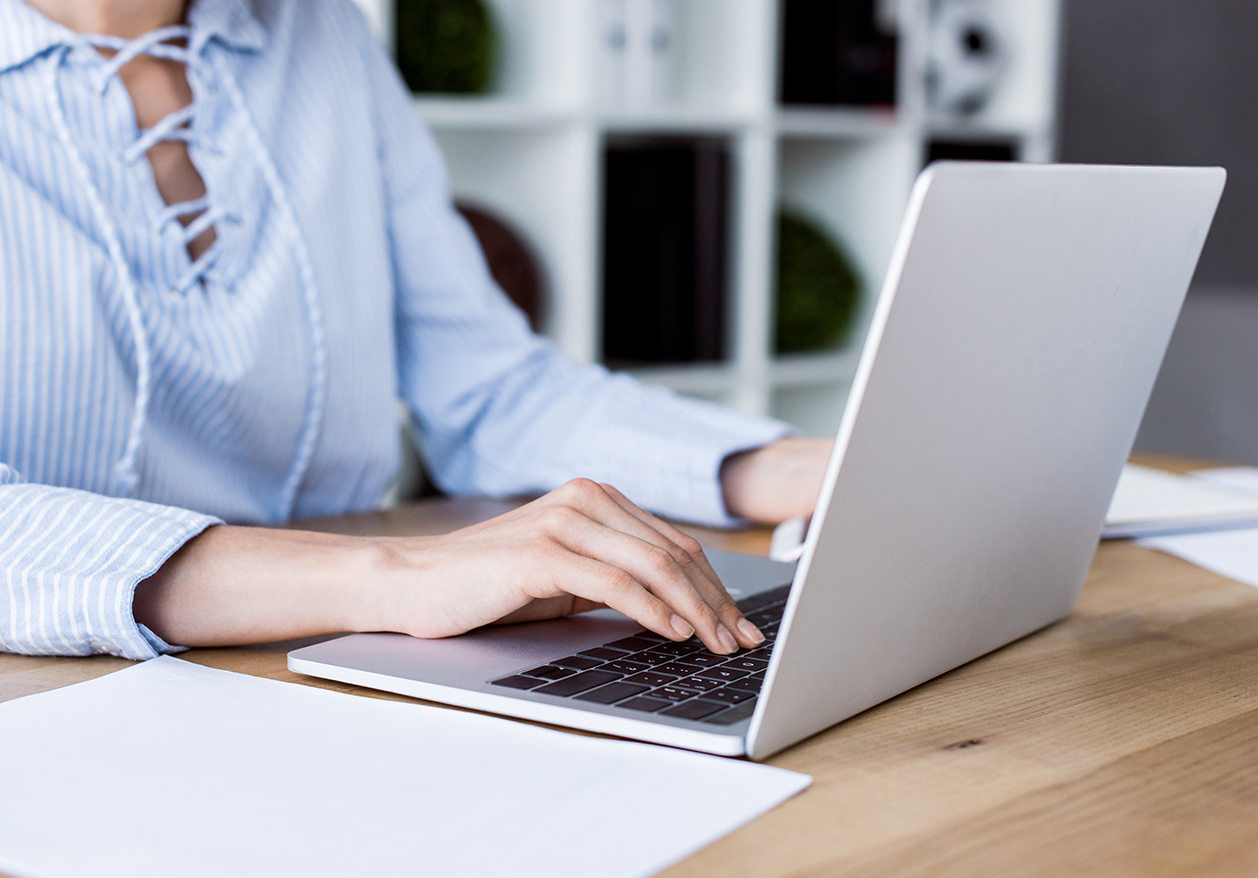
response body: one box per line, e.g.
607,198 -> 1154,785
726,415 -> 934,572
89,25 -> 225,278
42,23 -> 329,511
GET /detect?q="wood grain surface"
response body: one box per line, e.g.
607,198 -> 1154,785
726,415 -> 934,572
3,454 -> 1256,876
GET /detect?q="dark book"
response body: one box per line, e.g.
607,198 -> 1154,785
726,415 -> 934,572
780,0 -> 898,107
601,138 -> 729,366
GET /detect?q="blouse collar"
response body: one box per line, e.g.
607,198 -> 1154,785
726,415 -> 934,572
0,0 -> 268,75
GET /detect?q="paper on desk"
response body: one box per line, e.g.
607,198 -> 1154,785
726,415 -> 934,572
0,657 -> 809,878
1102,464 -> 1258,538
1138,526 -> 1258,590
1191,465 -> 1258,496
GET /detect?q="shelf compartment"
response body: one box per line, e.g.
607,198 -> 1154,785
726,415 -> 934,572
921,0 -> 1062,134
666,0 -> 777,114
430,126 -> 600,362
480,0 -> 590,105
778,0 -> 898,109
777,133 -> 918,348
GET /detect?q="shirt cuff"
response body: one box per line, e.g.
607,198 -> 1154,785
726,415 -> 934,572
118,512 -> 221,660
137,624 -> 189,656
0,480 -> 221,660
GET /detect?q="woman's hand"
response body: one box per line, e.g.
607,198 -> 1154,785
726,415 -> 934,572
365,480 -> 764,653
720,437 -> 833,524
135,480 -> 765,655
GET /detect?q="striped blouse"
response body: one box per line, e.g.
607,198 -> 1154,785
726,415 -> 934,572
0,0 -> 788,660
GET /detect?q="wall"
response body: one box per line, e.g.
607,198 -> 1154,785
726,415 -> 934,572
1059,0 -> 1258,463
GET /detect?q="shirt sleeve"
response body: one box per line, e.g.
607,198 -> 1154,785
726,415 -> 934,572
358,36 -> 792,528
0,463 -> 221,660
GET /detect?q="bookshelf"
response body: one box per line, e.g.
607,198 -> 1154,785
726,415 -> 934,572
354,0 -> 1062,436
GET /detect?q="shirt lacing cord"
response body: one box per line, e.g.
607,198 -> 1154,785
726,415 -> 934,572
100,35 -> 235,298
42,27 -> 328,518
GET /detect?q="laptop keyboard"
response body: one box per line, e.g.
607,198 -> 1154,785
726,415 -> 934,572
489,584 -> 791,726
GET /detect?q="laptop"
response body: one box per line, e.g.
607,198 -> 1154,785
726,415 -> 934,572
290,162 -> 1225,761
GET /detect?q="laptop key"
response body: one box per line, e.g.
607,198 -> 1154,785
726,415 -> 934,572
650,641 -> 704,657
725,677 -> 762,693
734,585 -> 790,612
579,647 -> 632,661
704,687 -> 754,704
607,636 -> 660,652
523,665 -> 575,680
490,675 -> 547,690
619,697 -> 672,713
680,653 -> 726,668
695,667 -> 749,682
672,675 -> 722,692
633,650 -> 680,666
575,682 -> 651,704
655,662 -> 703,676
701,699 -> 758,726
725,658 -> 769,672
660,700 -> 726,721
534,670 -> 622,697
552,655 -> 602,670
623,671 -> 679,687
602,660 -> 651,675
650,685 -> 703,702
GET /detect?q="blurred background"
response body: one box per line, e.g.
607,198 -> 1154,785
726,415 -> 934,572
1061,1 -> 1258,465
359,0 -> 1258,465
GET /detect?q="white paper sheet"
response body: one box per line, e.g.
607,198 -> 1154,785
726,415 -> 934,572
1191,466 -> 1258,497
1102,464 -> 1258,538
1138,526 -> 1258,590
0,657 -> 809,878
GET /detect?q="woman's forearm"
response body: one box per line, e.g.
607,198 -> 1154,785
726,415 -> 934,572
133,525 -> 387,647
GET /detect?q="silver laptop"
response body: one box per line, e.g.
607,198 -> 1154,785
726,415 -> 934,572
290,162 -> 1225,761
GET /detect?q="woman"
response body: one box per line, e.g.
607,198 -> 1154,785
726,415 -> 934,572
0,0 -> 830,660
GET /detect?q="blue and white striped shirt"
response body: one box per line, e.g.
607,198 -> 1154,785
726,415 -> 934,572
0,0 -> 787,660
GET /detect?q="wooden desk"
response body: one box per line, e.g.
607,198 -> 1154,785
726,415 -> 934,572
5,454 -> 1258,876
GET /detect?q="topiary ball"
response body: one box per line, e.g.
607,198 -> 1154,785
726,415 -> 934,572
395,0 -> 497,95
774,211 -> 860,354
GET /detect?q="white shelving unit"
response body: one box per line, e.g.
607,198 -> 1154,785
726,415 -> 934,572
354,0 -> 1061,437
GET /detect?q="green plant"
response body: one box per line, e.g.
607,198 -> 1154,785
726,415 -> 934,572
395,0 -> 497,95
774,211 -> 861,353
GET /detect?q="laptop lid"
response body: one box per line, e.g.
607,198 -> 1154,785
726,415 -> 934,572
746,162 -> 1225,759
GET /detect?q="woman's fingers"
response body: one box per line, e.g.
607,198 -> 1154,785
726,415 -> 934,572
535,481 -> 762,652
543,508 -> 736,652
531,550 -> 703,643
554,481 -> 764,650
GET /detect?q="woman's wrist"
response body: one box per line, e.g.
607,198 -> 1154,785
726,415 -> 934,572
134,525 -> 399,647
720,437 -> 833,524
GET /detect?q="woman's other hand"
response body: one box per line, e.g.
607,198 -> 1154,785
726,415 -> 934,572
720,437 -> 833,524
